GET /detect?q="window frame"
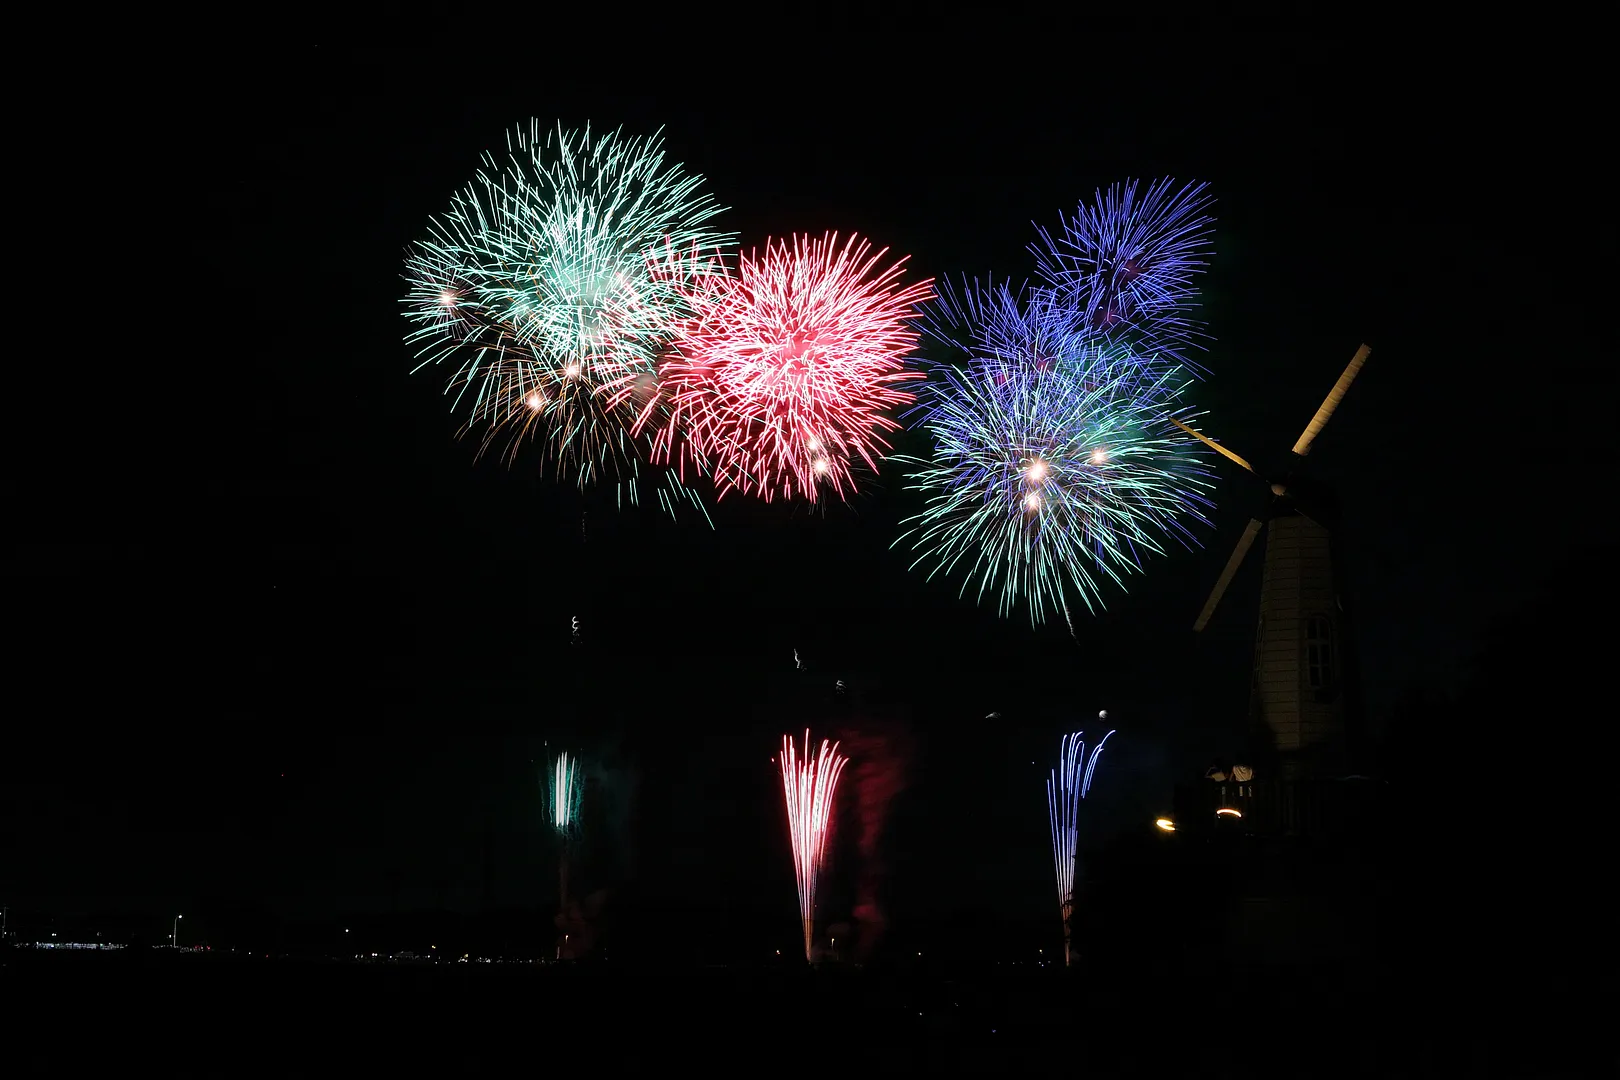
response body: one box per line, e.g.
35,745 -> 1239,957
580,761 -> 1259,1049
1305,613 -> 1337,694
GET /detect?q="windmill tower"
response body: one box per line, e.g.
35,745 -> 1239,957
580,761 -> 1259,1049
1173,345 -> 1371,780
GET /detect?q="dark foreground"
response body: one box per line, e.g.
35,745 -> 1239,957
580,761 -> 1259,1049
4,949 -> 1603,1075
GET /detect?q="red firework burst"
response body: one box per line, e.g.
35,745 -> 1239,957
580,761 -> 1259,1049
636,233 -> 933,502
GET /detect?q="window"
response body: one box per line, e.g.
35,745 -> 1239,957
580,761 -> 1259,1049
1306,616 -> 1335,690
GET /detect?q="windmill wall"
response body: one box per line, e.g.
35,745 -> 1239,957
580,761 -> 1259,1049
1251,513 -> 1346,767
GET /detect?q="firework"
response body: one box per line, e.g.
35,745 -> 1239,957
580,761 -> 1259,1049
1030,178 -> 1215,370
548,751 -> 583,835
1046,728 -> 1113,966
779,730 -> 848,961
895,282 -> 1216,628
547,750 -> 584,931
637,233 -> 933,502
402,121 -> 734,516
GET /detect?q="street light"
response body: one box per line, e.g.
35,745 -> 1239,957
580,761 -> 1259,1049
173,913 -> 182,948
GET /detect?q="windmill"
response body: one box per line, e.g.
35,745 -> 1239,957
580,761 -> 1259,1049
1171,345 -> 1371,778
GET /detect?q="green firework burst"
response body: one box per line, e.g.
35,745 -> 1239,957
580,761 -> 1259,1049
403,121 -> 735,518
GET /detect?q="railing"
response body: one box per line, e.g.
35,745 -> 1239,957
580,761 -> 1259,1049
1176,776 -> 1382,838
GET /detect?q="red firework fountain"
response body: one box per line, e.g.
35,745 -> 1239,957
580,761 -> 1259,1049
779,730 -> 848,962
635,233 -> 932,503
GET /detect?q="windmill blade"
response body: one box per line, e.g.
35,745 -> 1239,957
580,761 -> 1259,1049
1194,518 -> 1263,632
1167,417 -> 1256,474
1292,344 -> 1371,457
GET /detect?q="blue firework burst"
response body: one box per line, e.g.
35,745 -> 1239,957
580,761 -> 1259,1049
1030,178 -> 1215,372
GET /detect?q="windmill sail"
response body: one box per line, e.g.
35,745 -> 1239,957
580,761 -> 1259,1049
1194,518 -> 1263,632
1188,343 -> 1372,773
1292,344 -> 1371,457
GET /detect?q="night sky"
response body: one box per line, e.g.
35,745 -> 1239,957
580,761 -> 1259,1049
5,44 -> 1607,945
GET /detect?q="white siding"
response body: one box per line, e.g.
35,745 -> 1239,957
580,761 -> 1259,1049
1251,514 -> 1344,755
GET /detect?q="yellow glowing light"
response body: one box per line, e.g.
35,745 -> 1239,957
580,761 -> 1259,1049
1090,448 -> 1107,464
525,392 -> 543,411
1155,818 -> 1177,832
1027,458 -> 1048,482
1216,807 -> 1242,818
1024,491 -> 1042,512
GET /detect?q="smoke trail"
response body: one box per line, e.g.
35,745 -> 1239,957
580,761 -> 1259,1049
837,721 -> 912,962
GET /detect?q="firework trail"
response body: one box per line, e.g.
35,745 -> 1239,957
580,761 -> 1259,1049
547,749 -> 584,938
1030,178 -> 1215,372
1047,728 -> 1113,966
896,281 -> 1215,627
549,751 -> 584,835
637,233 -> 933,503
780,730 -> 849,961
402,121 -> 733,519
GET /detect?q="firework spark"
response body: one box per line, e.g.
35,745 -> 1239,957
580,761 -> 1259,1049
637,233 -> 933,502
1030,178 -> 1215,371
549,751 -> 584,835
896,282 -> 1215,628
1047,728 -> 1113,966
402,121 -> 734,517
780,730 -> 849,961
